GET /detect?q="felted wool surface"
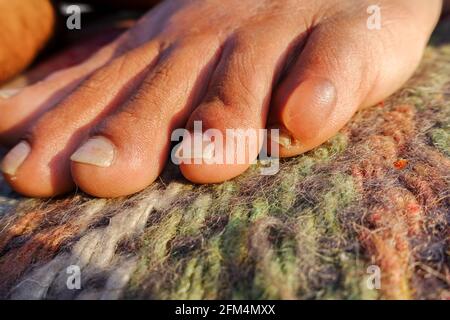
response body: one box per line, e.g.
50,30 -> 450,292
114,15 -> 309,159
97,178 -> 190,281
0,22 -> 449,300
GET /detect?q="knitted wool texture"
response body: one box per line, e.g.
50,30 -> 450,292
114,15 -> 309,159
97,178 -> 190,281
0,20 -> 449,300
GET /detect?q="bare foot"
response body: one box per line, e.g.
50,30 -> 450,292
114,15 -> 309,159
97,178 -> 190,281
0,0 -> 442,197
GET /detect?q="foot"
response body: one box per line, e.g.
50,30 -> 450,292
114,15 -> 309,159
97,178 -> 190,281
0,0 -> 442,197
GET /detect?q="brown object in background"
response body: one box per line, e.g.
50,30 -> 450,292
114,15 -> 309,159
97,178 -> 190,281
0,0 -> 55,84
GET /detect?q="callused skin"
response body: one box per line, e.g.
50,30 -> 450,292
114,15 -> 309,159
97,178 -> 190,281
0,0 -> 444,198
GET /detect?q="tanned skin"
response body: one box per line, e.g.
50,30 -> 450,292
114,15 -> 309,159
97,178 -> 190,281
0,0 -> 447,198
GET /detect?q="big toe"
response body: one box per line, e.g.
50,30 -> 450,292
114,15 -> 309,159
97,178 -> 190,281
269,12 -> 435,157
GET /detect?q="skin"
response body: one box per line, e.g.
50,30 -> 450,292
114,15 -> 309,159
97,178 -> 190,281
0,0 -> 444,198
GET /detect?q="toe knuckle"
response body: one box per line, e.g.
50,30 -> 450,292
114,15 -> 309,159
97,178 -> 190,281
175,32 -> 222,52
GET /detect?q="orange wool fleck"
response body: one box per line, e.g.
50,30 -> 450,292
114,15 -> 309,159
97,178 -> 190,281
394,159 -> 408,170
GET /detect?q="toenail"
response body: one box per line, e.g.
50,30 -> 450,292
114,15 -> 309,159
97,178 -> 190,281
174,137 -> 215,163
0,89 -> 20,99
284,78 -> 337,132
1,141 -> 31,176
268,125 -> 301,149
275,131 -> 292,148
70,136 -> 116,168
